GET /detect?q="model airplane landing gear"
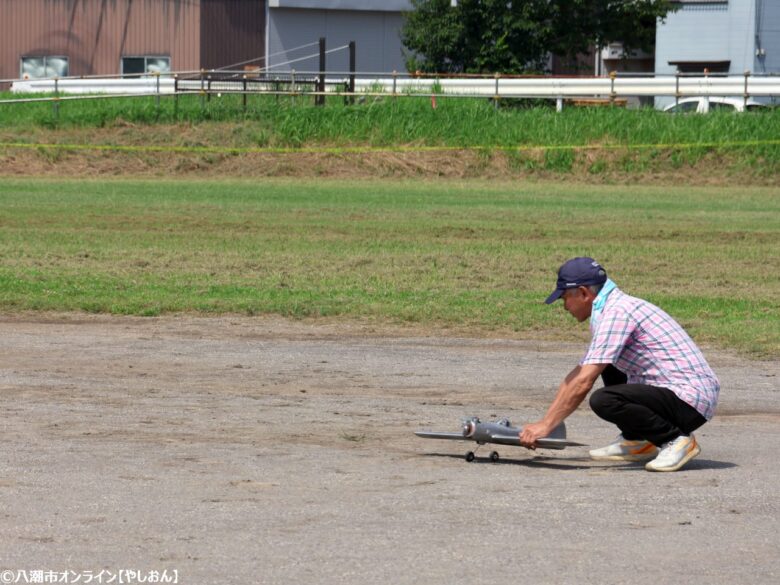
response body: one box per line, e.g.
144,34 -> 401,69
464,448 -> 500,462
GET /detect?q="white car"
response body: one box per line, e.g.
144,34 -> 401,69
663,97 -> 769,113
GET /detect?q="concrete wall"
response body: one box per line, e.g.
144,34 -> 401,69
267,8 -> 408,73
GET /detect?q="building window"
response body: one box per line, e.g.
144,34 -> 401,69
20,56 -> 69,79
121,56 -> 171,77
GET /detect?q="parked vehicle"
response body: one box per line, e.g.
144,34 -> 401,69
663,97 -> 769,114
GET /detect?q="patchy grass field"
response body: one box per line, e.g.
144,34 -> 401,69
0,178 -> 777,356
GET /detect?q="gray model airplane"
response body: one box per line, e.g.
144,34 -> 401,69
415,416 -> 585,462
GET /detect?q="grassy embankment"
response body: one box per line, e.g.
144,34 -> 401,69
0,178 -> 777,357
2,93 -> 780,177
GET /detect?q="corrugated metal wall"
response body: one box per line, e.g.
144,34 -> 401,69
1,0 -> 268,82
267,8 -> 408,73
201,0 -> 266,70
756,0 -> 780,74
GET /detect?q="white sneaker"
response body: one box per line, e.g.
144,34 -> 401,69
645,434 -> 701,472
589,434 -> 659,462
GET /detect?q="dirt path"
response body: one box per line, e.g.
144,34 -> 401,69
1,314 -> 778,584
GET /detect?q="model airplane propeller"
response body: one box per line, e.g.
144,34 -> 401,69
415,416 -> 586,462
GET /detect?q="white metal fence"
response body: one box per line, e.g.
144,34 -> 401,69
4,70 -> 780,107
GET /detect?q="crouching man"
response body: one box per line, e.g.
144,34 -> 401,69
520,257 -> 719,472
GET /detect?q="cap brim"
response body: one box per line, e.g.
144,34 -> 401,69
544,288 -> 564,304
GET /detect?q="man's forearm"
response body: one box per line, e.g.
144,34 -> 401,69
541,378 -> 593,430
539,365 -> 603,430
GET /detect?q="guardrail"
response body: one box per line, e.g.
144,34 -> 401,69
5,70 -> 780,107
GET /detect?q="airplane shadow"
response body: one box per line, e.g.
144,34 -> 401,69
422,452 -> 737,472
423,452 -> 597,471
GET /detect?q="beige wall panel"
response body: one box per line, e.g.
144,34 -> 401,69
1,0 -> 203,81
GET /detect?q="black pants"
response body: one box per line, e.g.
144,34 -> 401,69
589,365 -> 707,446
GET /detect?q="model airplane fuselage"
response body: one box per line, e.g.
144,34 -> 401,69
415,416 -> 585,461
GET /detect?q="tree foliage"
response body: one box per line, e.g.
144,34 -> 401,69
401,0 -> 677,74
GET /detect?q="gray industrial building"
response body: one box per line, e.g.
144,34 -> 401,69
266,0 -> 412,74
656,0 -> 779,75
654,0 -> 780,106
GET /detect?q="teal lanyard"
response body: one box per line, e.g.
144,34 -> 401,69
590,279 -> 617,332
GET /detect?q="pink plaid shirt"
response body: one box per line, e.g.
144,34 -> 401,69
581,287 -> 720,420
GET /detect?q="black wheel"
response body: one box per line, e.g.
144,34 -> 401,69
490,451 -> 500,462
465,451 -> 475,462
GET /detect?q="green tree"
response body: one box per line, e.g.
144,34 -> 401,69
402,0 -> 677,74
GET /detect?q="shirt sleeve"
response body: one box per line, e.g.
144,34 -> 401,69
581,308 -> 635,366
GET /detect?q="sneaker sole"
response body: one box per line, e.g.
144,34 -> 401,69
645,444 -> 701,472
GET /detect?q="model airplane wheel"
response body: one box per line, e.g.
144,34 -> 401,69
465,451 -> 475,462
490,451 -> 500,462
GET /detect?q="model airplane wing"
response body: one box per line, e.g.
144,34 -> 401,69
414,431 -> 474,441
485,433 -> 586,449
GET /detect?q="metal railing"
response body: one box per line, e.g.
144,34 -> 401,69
4,70 -> 780,109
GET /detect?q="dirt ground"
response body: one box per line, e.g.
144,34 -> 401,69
1,314 -> 778,584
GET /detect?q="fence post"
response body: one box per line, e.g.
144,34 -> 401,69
53,76 -> 59,122
316,37 -> 326,106
556,97 -> 563,113
174,74 -> 179,118
675,71 -> 680,107
291,69 -> 296,104
200,69 -> 206,111
392,70 -> 397,100
609,70 -> 616,105
155,71 -> 161,118
243,75 -> 248,113
349,41 -> 356,105
744,70 -> 750,109
494,73 -> 500,110
207,75 -> 212,103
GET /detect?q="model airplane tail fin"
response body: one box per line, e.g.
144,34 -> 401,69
547,421 -> 567,440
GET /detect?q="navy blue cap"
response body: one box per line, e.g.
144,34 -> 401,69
544,257 -> 607,304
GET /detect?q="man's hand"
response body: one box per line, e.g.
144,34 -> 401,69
519,364 -> 606,450
519,421 -> 551,450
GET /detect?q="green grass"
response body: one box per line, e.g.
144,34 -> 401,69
1,178 -> 778,357
3,92 -> 780,152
